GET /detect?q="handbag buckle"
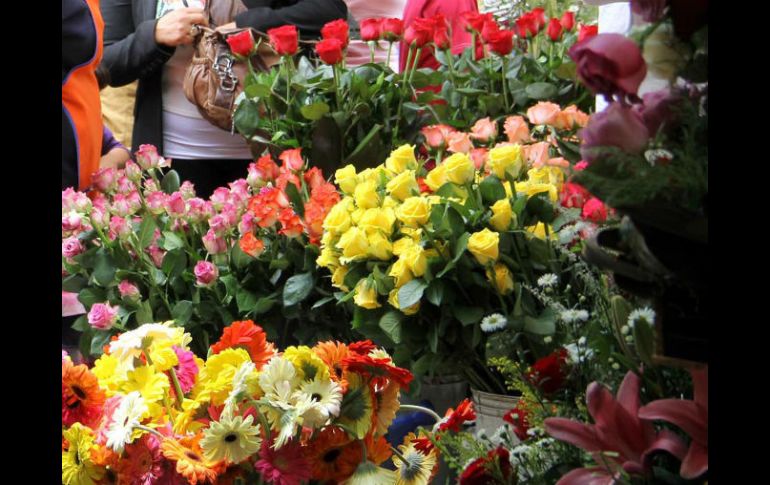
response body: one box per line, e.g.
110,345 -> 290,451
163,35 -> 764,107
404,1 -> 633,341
213,54 -> 238,92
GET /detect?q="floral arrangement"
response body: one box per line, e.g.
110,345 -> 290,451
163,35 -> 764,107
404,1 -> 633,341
61,320 -> 451,485
62,146 -> 352,357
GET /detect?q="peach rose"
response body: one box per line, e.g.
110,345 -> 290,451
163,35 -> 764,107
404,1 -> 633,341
527,101 -> 561,126
447,132 -> 473,154
504,116 -> 530,144
524,141 -> 550,168
470,148 -> 488,170
554,105 -> 590,130
422,124 -> 451,149
545,157 -> 570,168
470,117 -> 498,143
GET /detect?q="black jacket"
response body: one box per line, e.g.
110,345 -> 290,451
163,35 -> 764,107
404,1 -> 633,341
101,0 -> 348,154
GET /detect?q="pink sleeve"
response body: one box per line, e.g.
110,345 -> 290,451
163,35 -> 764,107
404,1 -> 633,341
62,291 -> 87,317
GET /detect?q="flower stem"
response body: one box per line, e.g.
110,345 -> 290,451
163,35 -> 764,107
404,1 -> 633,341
169,367 -> 185,408
390,446 -> 409,464
135,424 -> 165,439
249,399 -> 273,442
386,42 -> 393,68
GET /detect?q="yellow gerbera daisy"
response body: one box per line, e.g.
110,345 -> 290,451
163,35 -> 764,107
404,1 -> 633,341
92,353 -> 126,397
193,348 -> 252,405
62,423 -> 105,485
121,364 -> 169,405
393,434 -> 438,485
343,460 -> 396,485
374,380 -> 400,436
335,374 -> 374,439
200,413 -> 262,464
283,345 -> 331,382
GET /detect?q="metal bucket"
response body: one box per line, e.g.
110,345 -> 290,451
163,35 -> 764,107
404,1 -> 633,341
471,388 -> 520,435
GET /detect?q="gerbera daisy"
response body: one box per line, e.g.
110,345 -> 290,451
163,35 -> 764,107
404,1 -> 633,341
121,364 -> 170,404
283,346 -> 331,382
161,434 -> 222,485
62,360 -> 106,428
194,348 -> 253,406
293,377 -> 343,428
306,427 -> 360,483
313,341 -> 351,392
114,434 -> 165,485
254,439 -> 312,485
374,380 -> 400,435
365,433 -> 392,465
106,391 -> 148,453
148,339 -> 180,372
108,322 -> 189,367
437,398 -> 476,433
393,434 -> 438,485
200,413 -> 262,464
348,340 -> 377,355
343,460 -> 396,485
258,355 -> 300,402
342,353 -> 413,391
172,346 -> 201,395
224,361 -> 259,412
62,423 -> 105,485
335,374 -> 375,439
92,353 -> 128,397
480,313 -> 508,333
210,320 -> 276,369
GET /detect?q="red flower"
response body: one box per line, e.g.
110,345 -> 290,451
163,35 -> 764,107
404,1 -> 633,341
462,12 -> 492,33
515,13 -> 539,39
582,197 -> 608,223
531,7 -> 547,31
342,353 -> 414,390
526,348 -> 569,394
412,436 -> 435,454
560,182 -> 591,209
254,154 -> 281,181
438,398 -> 476,432
310,182 -> 340,209
279,148 -> 304,172
503,401 -> 531,441
381,18 -> 404,41
210,320 -> 276,368
360,18 -> 382,42
486,30 -> 514,56
303,166 -> 325,190
417,177 -> 431,193
459,447 -> 513,485
547,18 -> 563,41
348,339 -> 377,355
267,25 -> 298,56
570,33 -> 647,99
278,207 -> 304,238
226,30 -> 254,57
316,38 -> 345,65
404,17 -> 435,48
239,233 -> 265,258
560,11 -> 575,31
321,19 -> 350,48
480,20 -> 500,43
433,14 -> 450,49
577,24 -> 599,43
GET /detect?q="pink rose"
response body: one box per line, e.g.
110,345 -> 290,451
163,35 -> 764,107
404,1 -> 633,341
636,88 -> 682,136
447,132 -> 473,154
110,194 -> 131,217
228,179 -> 250,198
145,191 -> 168,215
209,214 -> 229,236
93,168 -> 118,193
194,261 -> 219,287
124,160 -> 142,182
62,237 -> 84,258
118,280 -> 141,300
90,207 -> 109,230
109,216 -> 131,240
421,124 -> 453,149
569,33 -> 647,100
135,144 -> 162,170
527,101 -> 561,126
560,182 -> 591,209
143,178 -> 160,193
87,303 -> 119,330
582,197 -> 608,222
579,103 -> 650,162
504,116 -> 530,144
220,204 -> 239,227
524,141 -> 550,168
574,161 -> 589,171
470,148 -> 489,170
147,244 -> 165,268
470,117 -> 498,143
62,212 -> 83,233
180,181 -> 196,199
239,212 -> 255,235
202,229 -> 227,254
187,198 -> 214,223
210,187 -> 231,211
116,176 -> 136,195
165,192 -> 187,218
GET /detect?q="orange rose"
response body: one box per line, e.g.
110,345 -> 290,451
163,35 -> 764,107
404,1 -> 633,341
562,105 -> 590,128
447,132 -> 473,154
504,115 -> 530,144
239,233 -> 265,257
470,117 -> 498,143
526,101 -> 561,126
524,141 -> 550,168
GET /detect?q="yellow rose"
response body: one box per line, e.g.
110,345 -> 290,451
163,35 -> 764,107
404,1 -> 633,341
488,144 -> 523,180
516,181 -> 559,202
316,245 -> 340,269
487,263 -> 514,294
425,164 -> 448,192
323,202 -> 352,235
527,166 -> 564,188
354,180 -> 381,209
336,227 -> 369,261
382,196 -> 400,209
359,208 -> 396,236
321,231 -> 335,247
388,289 -> 420,315
396,196 -> 431,227
386,170 -> 419,201
443,152 -> 476,185
504,181 -> 513,197
389,257 -> 414,288
392,237 -> 416,256
350,208 -> 366,225
403,245 -> 427,277
400,227 -> 423,241
331,266 -> 349,291
468,228 -> 500,266
335,165 -> 359,195
385,144 -> 417,174
353,279 -> 381,309
489,198 -> 514,232
527,222 -> 557,241
367,232 -> 394,260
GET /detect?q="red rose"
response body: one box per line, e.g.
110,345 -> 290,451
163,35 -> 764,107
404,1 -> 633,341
515,13 -> 538,38
480,20 -> 500,43
462,12 -> 492,33
432,14 -> 450,49
547,18 -> 563,41
321,19 -> 349,48
459,448 -> 514,485
226,30 -> 254,57
577,24 -> 599,43
560,11 -> 575,31
526,348 -> 569,394
486,30 -> 514,56
631,0 -> 667,22
503,401 -> 531,441
267,25 -> 298,56
404,17 -> 435,47
381,18 -> 404,41
531,7 -> 546,31
582,197 -> 608,223
569,33 -> 646,99
560,182 -> 591,209
315,38 -> 344,65
360,18 -> 382,42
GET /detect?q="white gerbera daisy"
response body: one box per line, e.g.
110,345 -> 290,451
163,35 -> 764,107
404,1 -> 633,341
628,307 -> 656,328
200,413 -> 262,464
480,313 -> 508,333
293,378 -> 343,428
105,391 -> 147,453
259,356 -> 299,400
108,322 -> 190,367
560,309 -> 590,324
537,274 -> 558,287
224,361 -> 257,416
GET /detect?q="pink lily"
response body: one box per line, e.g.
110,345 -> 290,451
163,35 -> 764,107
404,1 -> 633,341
545,371 -> 687,484
638,367 -> 708,479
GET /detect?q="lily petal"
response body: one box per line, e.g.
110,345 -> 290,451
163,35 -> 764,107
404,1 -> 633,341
680,440 -> 708,479
556,467 -> 616,485
545,417 -> 602,452
638,399 -> 706,445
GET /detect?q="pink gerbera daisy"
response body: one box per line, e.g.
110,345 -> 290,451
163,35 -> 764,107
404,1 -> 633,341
115,434 -> 165,485
254,440 -> 312,485
95,395 -> 124,446
173,346 -> 199,394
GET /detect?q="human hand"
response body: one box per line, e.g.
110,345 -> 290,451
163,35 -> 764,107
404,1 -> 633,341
154,8 -> 208,47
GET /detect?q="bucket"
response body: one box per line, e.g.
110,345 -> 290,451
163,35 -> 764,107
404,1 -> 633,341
471,388 -> 520,435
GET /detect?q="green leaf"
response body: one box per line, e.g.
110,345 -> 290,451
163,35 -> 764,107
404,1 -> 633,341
234,99 -> 261,138
270,258 -> 290,271
525,82 -> 558,100
284,183 -> 305,218
93,249 -> 116,287
245,83 -> 272,98
220,274 -> 238,301
479,175 -> 507,204
436,232 -> 469,278
231,242 -> 252,270
62,274 -> 88,293
633,319 -> 655,366
425,279 -> 445,307
524,307 -> 557,335
300,102 -> 330,121
161,249 -> 187,278
344,124 -> 383,166
71,315 -> 89,332
428,324 -> 439,353
254,297 -> 276,315
237,288 -> 258,313
161,170 -> 181,194
554,62 -> 577,80
455,87 -> 486,95
379,311 -> 403,344
135,300 -> 154,324
78,287 -> 106,309
161,231 -> 185,251
397,279 -> 428,309
311,296 -> 335,310
172,301 -> 194,326
90,331 -> 112,356
138,217 -> 158,250
283,272 -> 314,307
411,354 -> 436,376
454,306 -> 484,326
151,267 -> 167,286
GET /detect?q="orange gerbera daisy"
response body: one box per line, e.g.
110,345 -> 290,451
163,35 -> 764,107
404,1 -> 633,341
209,320 -> 276,369
342,353 -> 414,391
313,341 -> 350,392
161,434 -> 224,485
306,427 -> 361,483
62,360 -> 106,428
365,433 -> 392,465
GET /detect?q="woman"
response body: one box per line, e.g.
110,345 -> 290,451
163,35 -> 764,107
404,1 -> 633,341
100,0 -> 348,197
343,0 -> 407,70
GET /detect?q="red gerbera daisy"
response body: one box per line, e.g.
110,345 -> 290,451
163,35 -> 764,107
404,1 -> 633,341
62,359 -> 105,428
438,398 -> 476,433
254,439 -> 312,485
210,320 -> 276,369
342,353 -> 413,391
